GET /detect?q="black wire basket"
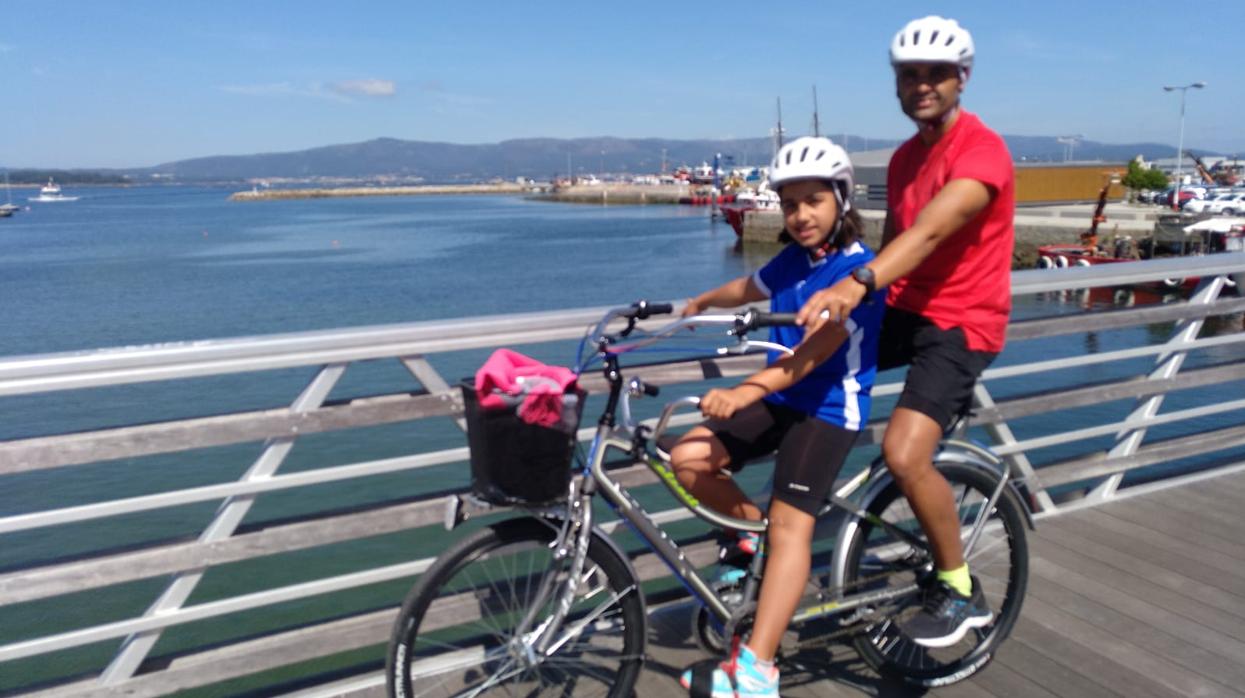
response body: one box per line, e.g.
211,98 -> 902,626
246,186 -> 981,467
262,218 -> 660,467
461,383 -> 585,506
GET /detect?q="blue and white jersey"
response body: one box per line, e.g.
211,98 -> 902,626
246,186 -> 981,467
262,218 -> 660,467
753,241 -> 885,430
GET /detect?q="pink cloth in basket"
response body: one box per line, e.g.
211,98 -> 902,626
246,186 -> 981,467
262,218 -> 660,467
475,348 -> 579,428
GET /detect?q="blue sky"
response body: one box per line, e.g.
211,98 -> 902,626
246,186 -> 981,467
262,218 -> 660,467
5,1 -> 1243,168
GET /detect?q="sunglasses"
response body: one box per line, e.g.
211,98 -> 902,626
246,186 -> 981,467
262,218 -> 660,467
895,64 -> 961,86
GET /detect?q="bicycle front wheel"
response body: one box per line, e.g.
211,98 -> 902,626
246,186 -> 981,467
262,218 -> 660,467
843,461 -> 1029,687
386,517 -> 645,698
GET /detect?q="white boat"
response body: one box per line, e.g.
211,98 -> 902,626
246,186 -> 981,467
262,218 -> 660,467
28,178 -> 80,203
0,170 -> 18,214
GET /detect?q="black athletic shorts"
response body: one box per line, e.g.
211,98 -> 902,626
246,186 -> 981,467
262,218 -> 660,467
705,400 -> 859,516
877,307 -> 997,431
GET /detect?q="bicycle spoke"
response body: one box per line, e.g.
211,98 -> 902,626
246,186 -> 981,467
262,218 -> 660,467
390,520 -> 643,697
843,463 -> 1028,685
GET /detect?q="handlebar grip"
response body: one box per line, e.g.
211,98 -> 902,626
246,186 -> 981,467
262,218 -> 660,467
751,311 -> 799,328
628,300 -> 674,320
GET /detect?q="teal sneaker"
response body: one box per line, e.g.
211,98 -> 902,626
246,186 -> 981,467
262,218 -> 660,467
714,531 -> 762,585
679,644 -> 779,698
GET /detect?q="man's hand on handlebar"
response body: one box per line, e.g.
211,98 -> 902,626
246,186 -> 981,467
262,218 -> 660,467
796,276 -> 867,332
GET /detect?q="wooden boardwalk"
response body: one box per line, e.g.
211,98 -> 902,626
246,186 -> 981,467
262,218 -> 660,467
636,468 -> 1245,697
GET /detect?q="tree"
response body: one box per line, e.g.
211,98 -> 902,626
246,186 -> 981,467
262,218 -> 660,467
1121,159 -> 1169,190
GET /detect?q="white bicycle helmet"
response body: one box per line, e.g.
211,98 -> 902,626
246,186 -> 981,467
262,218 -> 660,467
889,15 -> 974,70
768,136 -> 854,213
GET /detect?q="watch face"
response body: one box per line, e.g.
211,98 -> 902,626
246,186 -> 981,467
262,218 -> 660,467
852,267 -> 875,291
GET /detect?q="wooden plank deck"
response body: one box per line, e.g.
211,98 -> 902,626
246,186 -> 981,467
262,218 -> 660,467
636,468 -> 1245,697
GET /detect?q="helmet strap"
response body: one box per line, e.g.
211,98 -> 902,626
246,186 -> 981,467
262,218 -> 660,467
810,185 -> 849,261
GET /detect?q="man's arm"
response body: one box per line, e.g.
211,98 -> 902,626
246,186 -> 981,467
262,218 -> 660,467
880,211 -> 897,249
796,178 -> 993,328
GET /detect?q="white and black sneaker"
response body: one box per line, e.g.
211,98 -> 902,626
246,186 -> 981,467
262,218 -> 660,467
901,576 -> 993,648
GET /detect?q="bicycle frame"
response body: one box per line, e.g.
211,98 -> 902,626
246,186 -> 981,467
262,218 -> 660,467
584,418 -> 957,630
495,304 -> 1031,648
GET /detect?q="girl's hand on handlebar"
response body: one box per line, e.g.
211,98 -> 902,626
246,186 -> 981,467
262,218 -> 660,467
699,385 -> 763,420
681,297 -> 705,318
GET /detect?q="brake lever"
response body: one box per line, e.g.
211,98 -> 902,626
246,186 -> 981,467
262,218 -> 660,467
716,339 -> 795,357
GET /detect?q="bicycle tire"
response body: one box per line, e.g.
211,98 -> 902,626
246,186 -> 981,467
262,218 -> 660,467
386,517 -> 645,698
843,462 -> 1028,687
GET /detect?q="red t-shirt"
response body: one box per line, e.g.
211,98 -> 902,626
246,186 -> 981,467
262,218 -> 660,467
886,110 -> 1014,352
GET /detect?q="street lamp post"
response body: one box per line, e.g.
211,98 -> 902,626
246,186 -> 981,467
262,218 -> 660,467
1163,81 -> 1206,210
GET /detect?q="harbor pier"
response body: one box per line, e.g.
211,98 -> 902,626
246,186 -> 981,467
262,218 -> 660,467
1,255 -> 1243,696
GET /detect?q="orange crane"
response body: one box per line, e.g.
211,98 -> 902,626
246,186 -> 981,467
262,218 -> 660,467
1185,150 -> 1219,185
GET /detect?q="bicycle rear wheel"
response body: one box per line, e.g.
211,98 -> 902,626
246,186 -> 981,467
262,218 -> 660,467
386,517 -> 645,697
842,461 -> 1028,687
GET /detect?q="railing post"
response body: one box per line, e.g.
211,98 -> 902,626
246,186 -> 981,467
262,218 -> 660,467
98,363 -> 348,684
1086,276 -> 1227,503
402,356 -> 466,432
973,383 -> 1056,512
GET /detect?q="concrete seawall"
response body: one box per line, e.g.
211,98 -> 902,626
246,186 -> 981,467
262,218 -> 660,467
742,204 -> 1162,269
536,184 -> 693,205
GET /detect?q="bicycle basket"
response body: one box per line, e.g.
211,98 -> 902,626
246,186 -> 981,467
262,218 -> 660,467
460,382 -> 585,506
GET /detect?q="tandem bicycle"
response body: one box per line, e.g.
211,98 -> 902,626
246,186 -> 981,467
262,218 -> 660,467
386,301 -> 1032,696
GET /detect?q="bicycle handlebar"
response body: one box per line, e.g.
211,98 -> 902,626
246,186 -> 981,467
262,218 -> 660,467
586,304 -> 798,357
652,396 -> 701,460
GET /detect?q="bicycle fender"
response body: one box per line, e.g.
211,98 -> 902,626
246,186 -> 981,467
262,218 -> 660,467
587,524 -> 650,650
934,442 -> 1038,531
589,525 -> 642,587
828,452 -> 1034,591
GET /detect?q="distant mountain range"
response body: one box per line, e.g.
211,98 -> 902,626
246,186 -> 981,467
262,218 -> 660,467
14,135 -> 1209,185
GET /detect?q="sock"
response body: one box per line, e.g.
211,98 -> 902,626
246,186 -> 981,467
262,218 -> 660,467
740,644 -> 778,678
742,642 -> 771,671
937,563 -> 972,596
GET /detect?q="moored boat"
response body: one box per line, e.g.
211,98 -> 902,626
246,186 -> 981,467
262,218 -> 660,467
28,178 -> 80,203
1,169 -> 18,214
719,186 -> 779,238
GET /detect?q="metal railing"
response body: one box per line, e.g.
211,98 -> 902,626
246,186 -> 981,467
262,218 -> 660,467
2,253 -> 1244,697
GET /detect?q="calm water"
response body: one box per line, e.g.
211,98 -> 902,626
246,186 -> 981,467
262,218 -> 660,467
1,186 -> 748,355
0,187 -> 1239,693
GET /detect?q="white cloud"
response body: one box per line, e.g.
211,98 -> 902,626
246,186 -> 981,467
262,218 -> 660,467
218,82 -> 349,102
0,42 -> 14,53
330,79 -> 397,98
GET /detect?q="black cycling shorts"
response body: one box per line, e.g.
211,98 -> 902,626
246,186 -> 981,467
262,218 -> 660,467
877,307 -> 997,431
705,400 -> 859,516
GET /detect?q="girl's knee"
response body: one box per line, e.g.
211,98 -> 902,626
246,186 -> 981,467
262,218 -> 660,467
765,504 -> 815,547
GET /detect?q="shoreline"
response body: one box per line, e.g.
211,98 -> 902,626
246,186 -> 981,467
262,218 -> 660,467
228,182 -> 527,201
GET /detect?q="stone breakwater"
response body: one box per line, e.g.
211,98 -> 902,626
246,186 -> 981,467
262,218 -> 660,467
742,205 -> 1162,270
228,183 -> 526,201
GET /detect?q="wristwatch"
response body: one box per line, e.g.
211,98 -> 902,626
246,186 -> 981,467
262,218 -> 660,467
850,266 -> 876,295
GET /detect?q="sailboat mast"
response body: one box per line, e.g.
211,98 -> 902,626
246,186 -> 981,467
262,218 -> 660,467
811,85 -> 821,138
774,97 -> 784,154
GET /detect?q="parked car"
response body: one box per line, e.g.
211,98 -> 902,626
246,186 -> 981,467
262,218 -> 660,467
1186,192 -> 1245,215
1155,188 -> 1200,209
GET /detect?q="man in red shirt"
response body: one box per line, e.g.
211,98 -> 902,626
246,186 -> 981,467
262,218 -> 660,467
797,15 -> 1014,647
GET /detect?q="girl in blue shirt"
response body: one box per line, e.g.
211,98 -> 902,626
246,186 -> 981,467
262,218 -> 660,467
674,137 -> 885,697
